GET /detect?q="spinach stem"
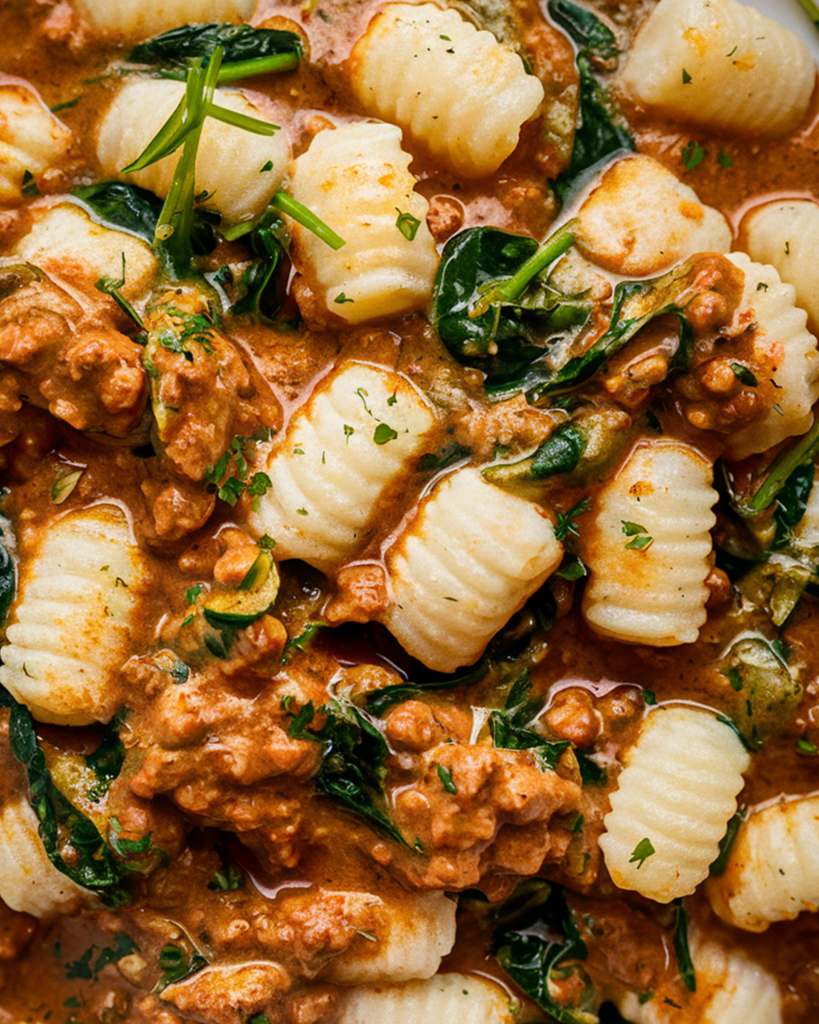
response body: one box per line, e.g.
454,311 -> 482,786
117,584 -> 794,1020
494,219 -> 578,303
796,0 -> 819,27
216,52 -> 301,82
746,417 -> 819,514
270,191 -> 346,250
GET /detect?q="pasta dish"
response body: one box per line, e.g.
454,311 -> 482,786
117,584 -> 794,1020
0,0 -> 817,1020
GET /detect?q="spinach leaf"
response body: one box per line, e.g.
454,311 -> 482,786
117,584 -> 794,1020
494,882 -> 598,1024
365,662 -> 487,718
709,808 -> 747,877
490,670 -> 570,770
73,182 -> 217,256
298,700 -> 409,846
4,691 -> 124,894
129,24 -> 303,79
229,210 -> 288,318
673,900 -> 696,992
85,709 -> 127,802
154,944 -> 209,993
483,422 -> 586,485
73,183 -> 163,244
65,933 -> 139,982
0,535 -> 14,626
773,461 -> 814,549
430,223 -> 584,382
548,0 -> 634,202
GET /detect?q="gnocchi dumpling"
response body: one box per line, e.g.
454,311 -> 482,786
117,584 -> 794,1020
380,467 -> 562,673
12,203 -> 158,300
321,890 -> 456,984
0,505 -> 148,725
0,796 -> 90,919
74,0 -> 255,38
248,363 -> 438,571
740,200 -> 819,337
288,121 -> 438,322
706,793 -> 819,932
599,705 -> 750,903
617,936 -> 782,1024
722,252 -> 819,460
620,0 -> 814,136
348,3 -> 544,178
581,441 -> 718,646
337,973 -> 515,1024
0,81 -> 71,204
96,79 -> 289,225
575,155 -> 732,277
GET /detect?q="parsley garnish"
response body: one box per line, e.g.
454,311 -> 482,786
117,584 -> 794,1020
395,208 -> 421,241
373,423 -> 398,445
554,497 -> 591,541
436,763 -> 457,794
681,140 -> 705,169
629,837 -> 655,868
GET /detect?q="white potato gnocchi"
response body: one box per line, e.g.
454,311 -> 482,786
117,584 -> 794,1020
620,0 -> 815,136
73,0 -> 255,38
0,505 -> 148,725
706,793 -> 819,932
12,203 -> 158,300
581,441 -> 718,646
599,705 -> 750,903
248,363 -> 438,570
0,81 -> 71,204
348,3 -> 544,178
288,121 -> 438,322
617,936 -> 782,1023
722,253 -> 819,461
575,155 -> 732,277
337,973 -> 515,1024
321,890 -> 456,984
741,200 -> 819,337
0,796 -> 91,919
96,79 -> 289,225
380,467 -> 562,673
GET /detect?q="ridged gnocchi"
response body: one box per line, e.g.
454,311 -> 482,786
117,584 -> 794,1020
248,363 -> 438,571
740,200 -> 819,337
321,891 -> 456,984
337,973 -> 515,1024
599,705 -> 750,903
617,937 -> 782,1023
620,0 -> 814,136
348,3 -> 544,178
287,121 -> 438,322
581,441 -> 718,646
73,0 -> 255,38
0,505 -> 148,725
706,793 -> 819,932
723,253 -> 819,460
96,79 -> 289,225
380,467 -> 562,673
0,796 -> 90,919
0,81 -> 71,204
12,202 -> 158,300
575,155 -> 732,277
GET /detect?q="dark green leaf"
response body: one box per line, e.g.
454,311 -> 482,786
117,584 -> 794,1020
494,883 -> 597,1024
6,691 -> 124,894
548,0 -> 635,202
730,362 -> 758,387
577,752 -> 606,785
709,808 -> 747,876
629,837 -> 655,868
373,423 -> 398,445
365,662 -> 487,718
207,862 -> 244,891
395,208 -> 421,241
85,709 -> 126,802
483,422 -> 587,485
73,183 -> 163,243
673,901 -> 696,992
154,944 -> 208,993
436,763 -> 457,794
681,141 -> 705,170
0,537 -> 15,626
773,461 -> 814,549
490,710 -> 570,771
129,24 -> 302,73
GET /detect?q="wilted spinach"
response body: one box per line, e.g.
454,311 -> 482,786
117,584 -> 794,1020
293,700 -> 409,847
547,0 -> 635,202
494,881 -> 598,1024
154,944 -> 209,993
490,671 -> 570,770
129,23 -> 303,79
1,688 -> 124,896
86,708 -> 127,802
0,535 -> 14,626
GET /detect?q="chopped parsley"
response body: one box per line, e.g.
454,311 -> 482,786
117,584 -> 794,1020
629,837 -> 655,869
395,208 -> 422,241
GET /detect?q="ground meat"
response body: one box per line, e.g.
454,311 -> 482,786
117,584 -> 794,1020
324,563 -> 389,624
144,296 -> 281,483
161,963 -> 291,1024
0,900 -> 35,961
390,740 -> 581,889
0,270 -> 146,440
139,468 -> 216,543
453,394 -> 561,460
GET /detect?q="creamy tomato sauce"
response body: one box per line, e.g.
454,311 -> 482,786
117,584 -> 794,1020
0,0 -> 817,1022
